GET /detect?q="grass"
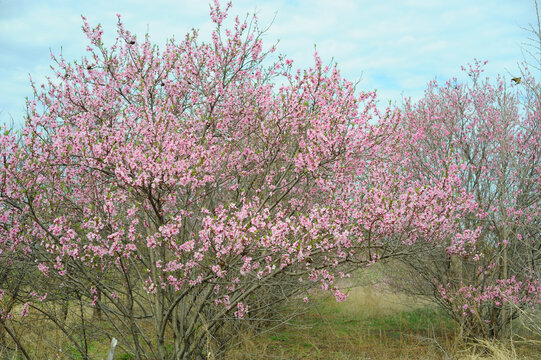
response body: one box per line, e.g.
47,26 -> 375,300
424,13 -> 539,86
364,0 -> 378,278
226,285 -> 452,359
226,284 -> 541,359
2,267 -> 540,359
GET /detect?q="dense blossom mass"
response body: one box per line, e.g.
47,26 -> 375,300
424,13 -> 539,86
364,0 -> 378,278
398,61 -> 541,337
0,1 -> 538,358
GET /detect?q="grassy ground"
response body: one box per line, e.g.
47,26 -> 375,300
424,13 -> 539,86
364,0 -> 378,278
226,285 -> 541,359
2,269 -> 540,359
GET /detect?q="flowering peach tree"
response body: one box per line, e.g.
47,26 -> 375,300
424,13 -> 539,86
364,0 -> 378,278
0,2 -> 474,359
398,61 -> 541,338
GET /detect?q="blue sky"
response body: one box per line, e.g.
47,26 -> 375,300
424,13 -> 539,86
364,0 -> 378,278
0,0 -> 538,127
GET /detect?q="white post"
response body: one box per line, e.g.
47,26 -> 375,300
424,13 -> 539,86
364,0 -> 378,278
107,337 -> 118,360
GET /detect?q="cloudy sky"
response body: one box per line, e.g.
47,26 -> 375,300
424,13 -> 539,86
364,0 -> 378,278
1,0 -> 539,127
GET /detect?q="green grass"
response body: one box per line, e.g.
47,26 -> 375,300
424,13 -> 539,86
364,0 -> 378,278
226,285 -> 541,359
226,286 -> 459,359
3,274 -> 539,359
